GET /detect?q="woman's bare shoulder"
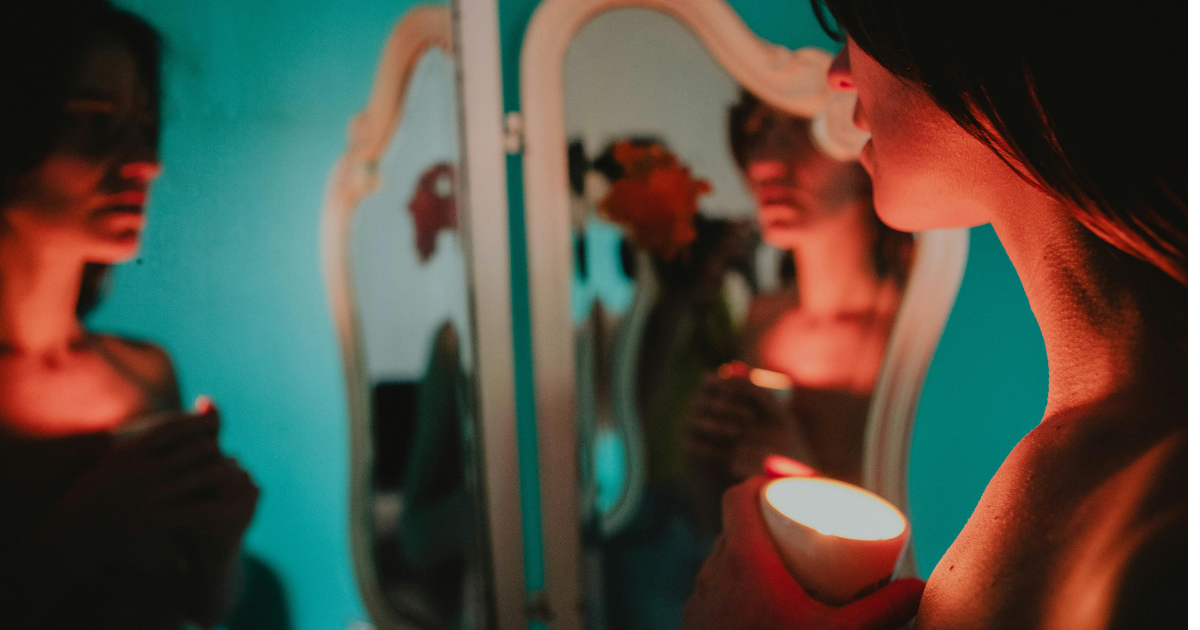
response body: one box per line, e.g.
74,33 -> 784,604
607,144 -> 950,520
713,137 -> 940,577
92,334 -> 181,409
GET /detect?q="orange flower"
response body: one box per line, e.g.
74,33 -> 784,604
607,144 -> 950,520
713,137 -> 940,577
409,162 -> 457,262
599,140 -> 711,261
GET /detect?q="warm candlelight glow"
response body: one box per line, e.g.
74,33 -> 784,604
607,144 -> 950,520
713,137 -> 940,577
748,367 -> 792,391
763,454 -> 817,478
764,478 -> 906,541
760,478 -> 910,605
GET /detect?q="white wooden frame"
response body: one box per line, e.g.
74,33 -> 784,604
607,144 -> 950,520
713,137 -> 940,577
517,1 -> 969,627
320,4 -> 525,628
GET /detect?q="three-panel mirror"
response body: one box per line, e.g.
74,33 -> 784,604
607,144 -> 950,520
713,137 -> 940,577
329,1 -> 967,629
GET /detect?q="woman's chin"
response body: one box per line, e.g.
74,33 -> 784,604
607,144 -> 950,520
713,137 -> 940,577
871,183 -> 982,233
872,205 -> 923,233
87,231 -> 143,263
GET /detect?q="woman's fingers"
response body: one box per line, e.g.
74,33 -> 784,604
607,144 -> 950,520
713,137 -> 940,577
683,476 -> 824,630
693,393 -> 757,426
684,435 -> 734,463
705,376 -> 786,422
689,414 -> 747,439
159,459 -> 259,534
836,577 -> 926,630
122,412 -> 219,457
721,477 -> 783,561
156,435 -> 223,476
151,458 -> 234,504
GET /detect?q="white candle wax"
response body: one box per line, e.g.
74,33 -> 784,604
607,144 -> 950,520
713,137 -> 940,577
760,477 -> 909,606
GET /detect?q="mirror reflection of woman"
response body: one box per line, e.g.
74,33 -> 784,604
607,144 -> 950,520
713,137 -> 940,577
685,0 -> 1184,628
685,90 -> 911,522
0,2 -> 258,627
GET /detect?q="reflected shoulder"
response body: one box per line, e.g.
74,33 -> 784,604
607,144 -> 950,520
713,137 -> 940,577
92,334 -> 181,407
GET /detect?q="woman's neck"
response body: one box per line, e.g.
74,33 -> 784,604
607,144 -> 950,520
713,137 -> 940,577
990,195 -> 1184,422
789,203 -> 886,318
0,236 -> 86,356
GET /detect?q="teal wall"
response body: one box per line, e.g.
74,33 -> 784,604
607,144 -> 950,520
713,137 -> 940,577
907,226 -> 1047,576
90,1 -> 443,628
89,1 -> 1050,628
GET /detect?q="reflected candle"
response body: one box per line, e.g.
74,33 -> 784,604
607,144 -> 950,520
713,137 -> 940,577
760,477 -> 909,606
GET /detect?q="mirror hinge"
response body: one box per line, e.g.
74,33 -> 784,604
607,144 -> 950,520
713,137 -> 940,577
503,111 -> 524,154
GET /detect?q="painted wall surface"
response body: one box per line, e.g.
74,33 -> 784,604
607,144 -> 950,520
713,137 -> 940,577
89,1 -> 447,628
497,0 -> 1050,587
907,226 -> 1048,576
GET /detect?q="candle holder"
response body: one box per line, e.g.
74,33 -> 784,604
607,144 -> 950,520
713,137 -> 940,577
760,477 -> 909,606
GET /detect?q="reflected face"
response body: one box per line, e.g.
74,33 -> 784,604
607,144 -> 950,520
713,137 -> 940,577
5,35 -> 160,263
828,38 -> 994,232
741,121 -> 869,249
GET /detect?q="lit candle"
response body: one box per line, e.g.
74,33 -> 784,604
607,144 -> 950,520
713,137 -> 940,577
760,477 -> 909,606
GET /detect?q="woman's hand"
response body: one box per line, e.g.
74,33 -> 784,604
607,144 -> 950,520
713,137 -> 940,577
39,400 -> 258,626
2,411 -> 228,628
41,409 -> 225,568
685,373 -> 810,481
683,476 -> 924,630
164,399 -> 258,546
162,399 -> 259,626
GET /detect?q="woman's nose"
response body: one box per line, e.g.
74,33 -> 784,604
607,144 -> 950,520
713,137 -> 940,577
747,160 -> 788,183
119,161 -> 162,184
828,45 -> 854,92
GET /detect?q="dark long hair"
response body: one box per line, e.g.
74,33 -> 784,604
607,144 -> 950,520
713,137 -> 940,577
811,0 -> 1186,284
0,0 -> 162,316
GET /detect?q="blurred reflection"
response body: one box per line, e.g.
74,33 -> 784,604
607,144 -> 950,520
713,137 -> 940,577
563,10 -> 912,630
370,321 -> 479,628
347,46 -> 486,629
686,90 -> 913,514
0,1 -> 268,628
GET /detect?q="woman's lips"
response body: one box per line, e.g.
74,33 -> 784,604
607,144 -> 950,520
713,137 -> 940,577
97,191 -> 147,213
759,203 -> 806,230
755,185 -> 796,207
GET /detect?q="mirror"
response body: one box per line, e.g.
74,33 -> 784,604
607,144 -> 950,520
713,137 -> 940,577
322,7 -> 491,629
517,1 -> 967,628
564,9 -> 913,628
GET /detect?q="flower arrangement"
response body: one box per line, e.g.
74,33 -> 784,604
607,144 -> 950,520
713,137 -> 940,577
598,140 -> 712,261
408,162 -> 457,262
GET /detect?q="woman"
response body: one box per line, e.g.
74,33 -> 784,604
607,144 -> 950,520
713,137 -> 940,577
685,90 -> 911,528
683,0 -> 1185,628
0,2 -> 258,627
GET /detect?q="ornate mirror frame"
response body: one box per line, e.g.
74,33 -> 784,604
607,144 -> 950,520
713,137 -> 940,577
517,0 -> 968,627
321,4 -> 525,628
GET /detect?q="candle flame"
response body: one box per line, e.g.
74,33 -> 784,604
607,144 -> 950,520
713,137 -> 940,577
764,478 -> 907,541
764,454 -> 817,478
749,368 -> 792,390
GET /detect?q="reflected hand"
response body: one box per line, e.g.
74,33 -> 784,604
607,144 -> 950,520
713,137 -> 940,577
42,408 -> 225,569
683,476 -> 924,630
155,399 -> 259,626
165,400 -> 259,546
685,372 -> 808,482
